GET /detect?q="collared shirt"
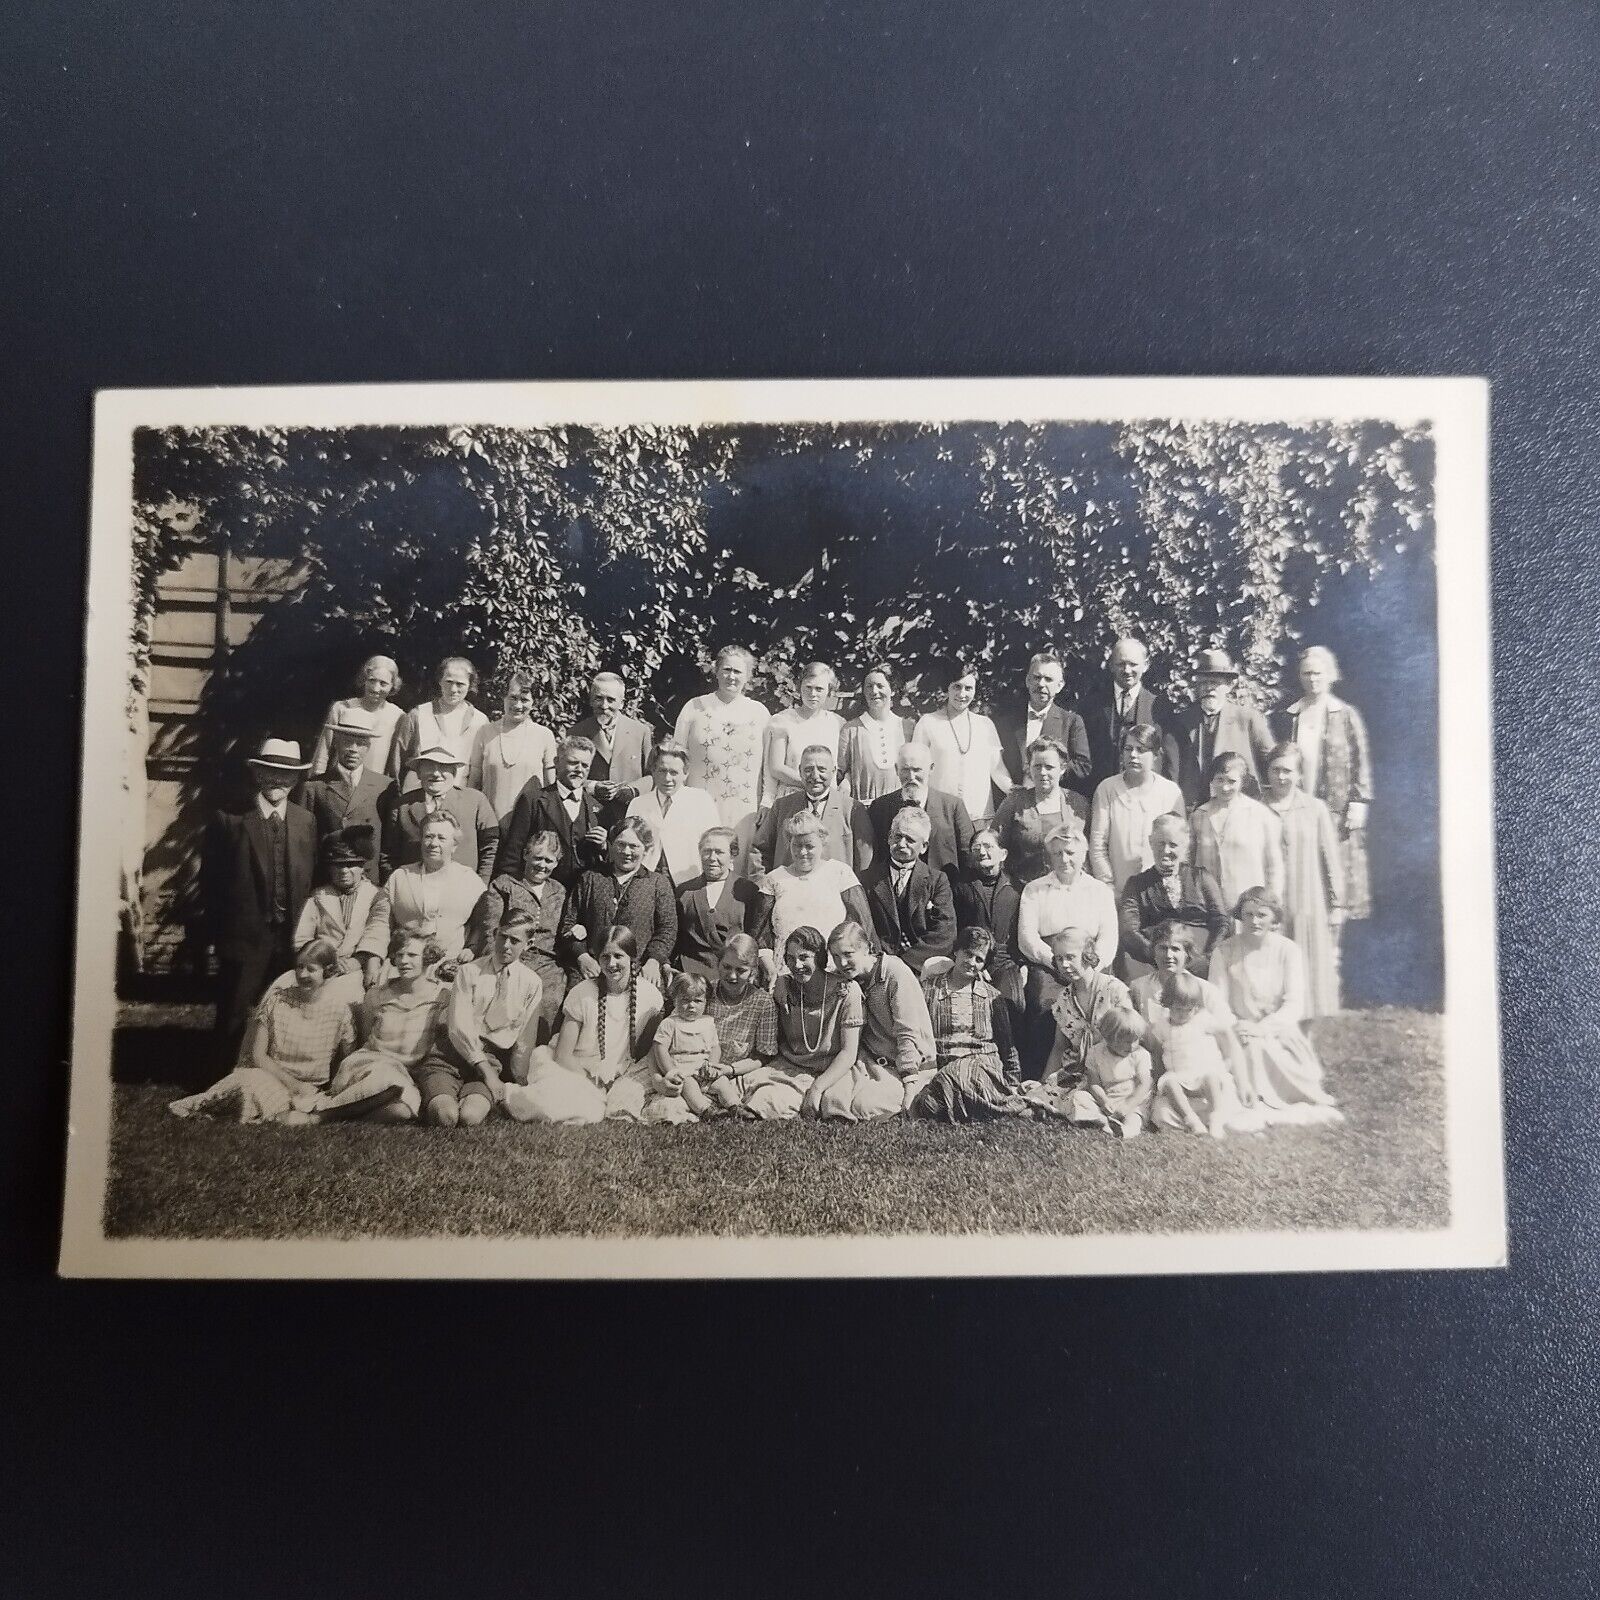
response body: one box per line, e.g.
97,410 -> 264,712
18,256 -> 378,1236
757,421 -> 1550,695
447,956 -> 541,1061
557,783 -> 583,821
857,953 -> 936,1076
256,794 -> 288,823
806,793 -> 830,819
702,876 -> 728,911
1016,871 -> 1120,969
891,865 -> 913,901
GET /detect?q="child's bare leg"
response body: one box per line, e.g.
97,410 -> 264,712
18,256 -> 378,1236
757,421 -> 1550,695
680,1078 -> 714,1117
1160,1076 -> 1204,1133
707,1075 -> 743,1109
1205,1072 -> 1234,1138
424,1094 -> 461,1128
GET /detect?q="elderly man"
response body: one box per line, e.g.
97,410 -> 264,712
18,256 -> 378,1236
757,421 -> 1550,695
381,745 -> 499,881
297,705 -> 395,883
1076,636 -> 1179,790
997,651 -> 1092,798
866,743 -> 976,881
1116,812 -> 1231,978
750,742 -> 875,877
1171,648 -> 1276,807
569,671 -> 656,813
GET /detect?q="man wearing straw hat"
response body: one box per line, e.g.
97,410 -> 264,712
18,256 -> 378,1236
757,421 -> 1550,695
201,737 -> 318,1050
381,744 -> 499,881
296,704 -> 395,883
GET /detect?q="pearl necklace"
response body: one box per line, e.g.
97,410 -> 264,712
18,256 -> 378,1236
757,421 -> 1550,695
796,977 -> 826,1053
945,708 -> 973,755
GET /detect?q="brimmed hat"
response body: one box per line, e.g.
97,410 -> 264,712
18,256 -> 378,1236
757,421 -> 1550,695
247,738 -> 312,773
327,705 -> 377,739
1194,648 -> 1240,680
321,824 -> 375,866
409,743 -> 464,770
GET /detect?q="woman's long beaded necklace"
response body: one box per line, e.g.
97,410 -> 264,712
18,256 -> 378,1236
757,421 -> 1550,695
945,707 -> 973,755
797,974 -> 826,1054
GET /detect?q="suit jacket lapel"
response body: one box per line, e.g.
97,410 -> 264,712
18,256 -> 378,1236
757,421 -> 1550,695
244,809 -> 271,890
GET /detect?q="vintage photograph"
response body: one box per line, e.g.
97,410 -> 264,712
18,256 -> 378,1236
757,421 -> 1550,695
60,378 -> 1503,1277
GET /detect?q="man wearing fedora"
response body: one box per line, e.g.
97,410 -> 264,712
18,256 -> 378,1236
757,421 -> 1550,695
201,737 -> 319,1050
381,744 -> 499,881
1171,648 -> 1276,807
296,705 -> 395,883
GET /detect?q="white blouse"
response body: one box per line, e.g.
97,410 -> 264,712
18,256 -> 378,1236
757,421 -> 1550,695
912,710 -> 1005,820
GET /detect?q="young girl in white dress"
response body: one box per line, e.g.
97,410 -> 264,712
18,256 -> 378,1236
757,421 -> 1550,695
1150,973 -> 1237,1139
502,926 -> 666,1124
1070,1006 -> 1154,1137
763,661 -> 845,802
647,972 -> 726,1121
912,660 -> 1009,823
1189,751 -> 1285,913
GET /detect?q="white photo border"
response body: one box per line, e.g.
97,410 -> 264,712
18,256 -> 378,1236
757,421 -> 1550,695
60,376 -> 1504,1279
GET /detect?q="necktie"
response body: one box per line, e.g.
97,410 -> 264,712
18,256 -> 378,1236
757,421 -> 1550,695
268,811 -> 287,922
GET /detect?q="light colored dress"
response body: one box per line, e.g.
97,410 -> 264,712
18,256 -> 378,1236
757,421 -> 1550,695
839,713 -> 916,801
744,972 -> 864,1120
502,976 -> 666,1125
762,859 -> 861,952
1066,1040 -> 1154,1128
1211,932 -> 1343,1125
763,707 -> 844,801
170,984 -> 357,1122
317,979 -> 446,1119
1267,790 -> 1345,1017
391,700 -> 491,791
627,785 -> 724,886
469,717 -> 558,820
358,862 -> 487,963
1087,773 -> 1185,895
913,709 -> 1005,821
674,693 -> 772,865
311,697 -> 404,777
1190,794 -> 1285,914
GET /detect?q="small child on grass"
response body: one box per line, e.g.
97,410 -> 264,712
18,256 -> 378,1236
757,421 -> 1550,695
648,971 -> 726,1120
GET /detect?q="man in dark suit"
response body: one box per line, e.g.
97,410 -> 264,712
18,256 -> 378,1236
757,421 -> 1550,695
1075,635 -> 1180,792
750,743 -> 875,876
497,735 -> 609,886
1116,813 -> 1231,977
1170,648 -> 1276,807
674,825 -> 763,980
381,746 -> 499,881
202,738 -> 318,1048
867,742 -> 976,882
569,670 -> 656,814
862,806 -> 957,974
997,651 -> 1093,799
296,705 -> 395,883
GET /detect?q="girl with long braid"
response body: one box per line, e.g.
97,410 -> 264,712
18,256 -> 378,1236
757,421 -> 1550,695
501,925 -> 665,1124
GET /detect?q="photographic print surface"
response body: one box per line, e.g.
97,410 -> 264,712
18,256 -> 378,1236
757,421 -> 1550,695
61,377 -> 1503,1278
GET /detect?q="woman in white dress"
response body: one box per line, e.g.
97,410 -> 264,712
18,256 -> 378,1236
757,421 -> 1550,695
673,644 -> 771,868
839,665 -> 918,801
912,661 -> 1010,823
627,738 -> 722,887
310,655 -> 405,777
763,661 -> 844,803
468,670 -> 558,820
357,813 -> 487,979
1088,723 -> 1186,896
1189,750 -> 1285,913
1210,886 -> 1343,1125
389,655 -> 490,792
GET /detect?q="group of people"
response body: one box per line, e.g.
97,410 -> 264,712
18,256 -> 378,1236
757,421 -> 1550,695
174,637 -> 1372,1138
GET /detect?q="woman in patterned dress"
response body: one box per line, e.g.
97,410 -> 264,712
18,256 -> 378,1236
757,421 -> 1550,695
389,656 -> 491,793
839,665 -> 918,802
1276,645 -> 1374,925
910,928 -> 1025,1121
673,644 -> 772,870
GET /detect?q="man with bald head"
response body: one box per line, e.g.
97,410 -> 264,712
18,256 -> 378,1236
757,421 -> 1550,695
569,670 -> 656,817
866,742 -> 976,881
1076,636 -> 1179,791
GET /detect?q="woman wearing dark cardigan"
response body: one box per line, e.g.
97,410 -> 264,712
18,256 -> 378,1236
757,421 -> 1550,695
558,816 -> 678,991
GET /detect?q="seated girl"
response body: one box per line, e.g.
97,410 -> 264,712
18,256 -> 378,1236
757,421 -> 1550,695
312,929 -> 448,1123
910,927 -> 1026,1122
1151,973 -> 1238,1139
1067,1006 -> 1154,1137
756,811 -> 872,983
703,933 -> 779,1113
747,925 -> 863,1121
647,972 -> 726,1122
170,938 -> 355,1123
501,925 -> 666,1125
483,827 -> 568,1044
1130,919 -> 1257,1136
1023,926 -> 1133,1117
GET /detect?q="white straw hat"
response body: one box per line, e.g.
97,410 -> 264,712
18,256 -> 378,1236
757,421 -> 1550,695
247,738 -> 312,773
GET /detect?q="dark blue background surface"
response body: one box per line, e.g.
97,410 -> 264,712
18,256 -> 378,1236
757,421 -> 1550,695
5,3 -> 1595,1595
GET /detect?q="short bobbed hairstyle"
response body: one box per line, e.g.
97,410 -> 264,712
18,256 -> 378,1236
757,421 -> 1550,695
435,656 -> 479,695
610,815 -> 655,851
1119,723 -> 1165,757
1025,736 -> 1071,768
1234,885 -> 1285,925
1206,750 -> 1250,784
1048,926 -> 1100,970
355,655 -> 402,696
782,924 -> 828,962
389,927 -> 445,965
294,937 -> 343,977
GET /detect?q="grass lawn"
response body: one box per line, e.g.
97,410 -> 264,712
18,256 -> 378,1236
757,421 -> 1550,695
103,1007 -> 1450,1240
